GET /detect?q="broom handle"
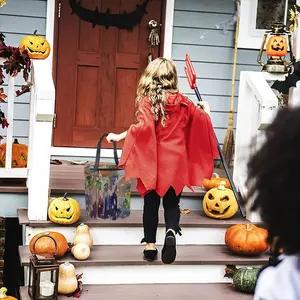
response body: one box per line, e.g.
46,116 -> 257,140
229,1 -> 240,116
194,86 -> 246,218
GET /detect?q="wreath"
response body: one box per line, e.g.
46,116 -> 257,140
69,0 -> 150,30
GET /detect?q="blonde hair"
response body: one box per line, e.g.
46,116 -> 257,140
136,57 -> 178,126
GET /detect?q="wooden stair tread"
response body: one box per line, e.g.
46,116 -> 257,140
20,283 -> 252,299
18,208 -> 252,228
19,244 -> 269,266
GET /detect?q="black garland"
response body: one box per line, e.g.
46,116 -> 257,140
69,0 -> 150,30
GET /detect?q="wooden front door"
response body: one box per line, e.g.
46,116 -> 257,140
53,0 -> 164,148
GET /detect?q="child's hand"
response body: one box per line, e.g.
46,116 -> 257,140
106,133 -> 120,143
197,101 -> 211,117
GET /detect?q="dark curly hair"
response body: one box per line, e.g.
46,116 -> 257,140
247,106 -> 300,254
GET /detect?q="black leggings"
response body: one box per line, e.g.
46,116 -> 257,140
142,187 -> 182,243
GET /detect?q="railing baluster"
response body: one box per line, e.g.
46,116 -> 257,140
5,76 -> 15,170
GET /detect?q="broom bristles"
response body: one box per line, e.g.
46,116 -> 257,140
221,126 -> 234,169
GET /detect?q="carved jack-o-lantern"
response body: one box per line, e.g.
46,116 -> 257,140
203,181 -> 238,219
266,35 -> 288,57
48,193 -> 81,225
19,30 -> 50,59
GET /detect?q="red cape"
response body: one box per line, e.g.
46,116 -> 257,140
119,93 -> 219,197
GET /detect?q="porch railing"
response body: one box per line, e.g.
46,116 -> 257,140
0,59 -> 55,221
233,71 -> 284,222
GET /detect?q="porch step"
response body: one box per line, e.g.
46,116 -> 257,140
19,209 -> 252,245
19,245 -> 269,267
19,244 -> 268,284
20,283 -> 253,300
19,244 -> 268,267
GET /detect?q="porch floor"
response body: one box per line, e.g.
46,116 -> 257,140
0,161 -> 228,196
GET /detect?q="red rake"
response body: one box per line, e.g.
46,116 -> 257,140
184,54 -> 246,218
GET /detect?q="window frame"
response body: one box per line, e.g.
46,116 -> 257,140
238,0 -> 292,49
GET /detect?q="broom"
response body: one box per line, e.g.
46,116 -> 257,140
221,0 -> 240,169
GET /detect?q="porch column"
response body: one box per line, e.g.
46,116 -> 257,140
27,60 -> 55,221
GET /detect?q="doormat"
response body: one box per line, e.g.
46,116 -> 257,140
69,0 -> 150,30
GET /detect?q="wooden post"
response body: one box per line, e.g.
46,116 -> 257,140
290,0 -> 300,107
27,60 -> 55,221
234,71 -> 279,222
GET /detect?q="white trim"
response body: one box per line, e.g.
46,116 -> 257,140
46,0 -> 56,73
51,146 -> 122,158
47,0 -> 175,157
163,0 -> 175,59
239,0 -> 291,49
0,168 -> 28,178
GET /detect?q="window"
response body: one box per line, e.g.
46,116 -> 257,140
238,0 -> 296,49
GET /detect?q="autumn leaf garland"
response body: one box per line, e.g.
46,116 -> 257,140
0,33 -> 32,138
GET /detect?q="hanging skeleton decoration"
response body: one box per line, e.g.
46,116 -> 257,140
69,0 -> 150,30
148,20 -> 160,63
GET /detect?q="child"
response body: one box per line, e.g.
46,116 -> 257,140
107,58 -> 218,264
246,106 -> 300,299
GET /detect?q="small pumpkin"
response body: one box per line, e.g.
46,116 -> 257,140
58,262 -> 78,295
0,287 -> 17,300
29,231 -> 68,258
71,242 -> 90,260
48,193 -> 81,225
203,181 -> 238,219
0,139 -> 28,168
202,173 -> 230,190
19,30 -> 50,59
73,223 -> 93,248
225,224 -> 268,255
225,265 -> 260,294
266,35 -> 288,57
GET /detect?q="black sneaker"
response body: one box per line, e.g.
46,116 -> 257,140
162,229 -> 176,264
143,248 -> 158,261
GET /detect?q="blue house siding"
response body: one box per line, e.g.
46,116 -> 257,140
0,0 -> 47,144
172,0 -> 260,145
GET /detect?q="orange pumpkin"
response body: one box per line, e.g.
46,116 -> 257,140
0,139 -> 28,168
266,35 -> 288,57
29,231 -> 68,258
225,224 -> 268,255
0,287 -> 17,300
202,173 -> 230,190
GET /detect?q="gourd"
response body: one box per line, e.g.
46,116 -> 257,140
202,173 -> 230,190
203,181 -> 238,219
71,242 -> 90,260
266,35 -> 288,57
225,265 -> 260,294
0,139 -> 28,168
19,30 -> 51,59
225,224 -> 268,255
73,223 -> 93,248
0,287 -> 17,300
48,193 -> 81,225
29,231 -> 68,258
58,262 -> 78,295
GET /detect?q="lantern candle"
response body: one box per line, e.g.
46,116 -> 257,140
40,280 -> 55,297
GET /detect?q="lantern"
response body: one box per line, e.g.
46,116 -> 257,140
257,22 -> 294,73
28,234 -> 59,300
